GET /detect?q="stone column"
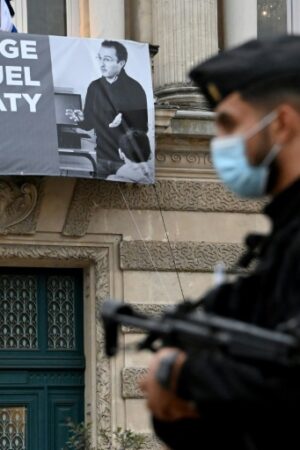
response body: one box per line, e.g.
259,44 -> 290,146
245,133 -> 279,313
224,0 -> 257,48
152,0 -> 218,107
79,0 -> 90,37
13,0 -> 28,32
89,0 -> 125,39
126,0 -> 153,43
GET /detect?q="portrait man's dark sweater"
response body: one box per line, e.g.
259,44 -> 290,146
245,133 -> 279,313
77,40 -> 148,177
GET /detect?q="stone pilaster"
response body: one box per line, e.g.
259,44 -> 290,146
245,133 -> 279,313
79,0 -> 90,37
88,0 -> 125,39
152,0 -> 218,107
126,0 -> 153,43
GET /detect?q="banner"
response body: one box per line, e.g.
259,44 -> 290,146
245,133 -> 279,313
0,32 -> 155,183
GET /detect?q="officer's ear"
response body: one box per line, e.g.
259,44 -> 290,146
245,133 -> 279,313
118,59 -> 126,69
270,104 -> 300,145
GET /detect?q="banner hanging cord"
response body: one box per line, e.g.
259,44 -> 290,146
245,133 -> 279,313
153,183 -> 185,302
118,183 -> 185,303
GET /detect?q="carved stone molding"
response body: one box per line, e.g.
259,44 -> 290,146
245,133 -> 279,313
120,241 -> 244,273
155,111 -> 215,177
0,178 -> 42,235
122,367 -> 147,399
63,179 -> 264,237
156,108 -> 215,140
122,304 -> 168,333
156,149 -> 212,172
122,364 -> 187,450
141,434 -> 163,450
0,243 -> 110,450
155,107 -> 178,133
155,85 -> 207,109
121,369 -> 162,448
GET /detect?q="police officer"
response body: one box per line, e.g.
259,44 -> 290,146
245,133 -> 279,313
140,35 -> 300,449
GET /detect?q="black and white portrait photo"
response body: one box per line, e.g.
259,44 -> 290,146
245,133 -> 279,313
50,35 -> 155,183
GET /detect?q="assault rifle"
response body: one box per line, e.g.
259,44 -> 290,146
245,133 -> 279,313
101,300 -> 300,366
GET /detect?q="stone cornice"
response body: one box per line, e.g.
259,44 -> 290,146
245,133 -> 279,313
120,240 -> 244,273
63,179 -> 264,237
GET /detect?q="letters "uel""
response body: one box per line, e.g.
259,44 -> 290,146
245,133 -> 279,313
0,66 -> 40,86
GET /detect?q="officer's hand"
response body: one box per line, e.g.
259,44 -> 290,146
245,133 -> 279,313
139,348 -> 199,422
109,112 -> 122,128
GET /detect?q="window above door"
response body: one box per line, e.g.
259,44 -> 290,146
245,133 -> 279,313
258,0 -> 300,37
26,0 -> 67,36
222,0 -> 300,49
0,268 -> 84,370
13,0 -> 80,36
257,1 -> 287,38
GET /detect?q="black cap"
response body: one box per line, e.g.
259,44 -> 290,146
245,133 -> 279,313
189,35 -> 300,109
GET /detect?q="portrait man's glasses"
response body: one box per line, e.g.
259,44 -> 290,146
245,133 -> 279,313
96,55 -> 116,63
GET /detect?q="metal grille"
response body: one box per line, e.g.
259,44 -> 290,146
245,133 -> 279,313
0,276 -> 38,350
0,407 -> 27,450
47,276 -> 76,350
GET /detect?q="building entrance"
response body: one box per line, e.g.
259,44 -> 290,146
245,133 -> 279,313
0,268 -> 85,450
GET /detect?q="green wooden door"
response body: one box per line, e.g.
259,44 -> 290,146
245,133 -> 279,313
0,268 -> 85,450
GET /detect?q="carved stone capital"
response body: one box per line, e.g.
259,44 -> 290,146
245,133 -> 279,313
0,177 -> 42,235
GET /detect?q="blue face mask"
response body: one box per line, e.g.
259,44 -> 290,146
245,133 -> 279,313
210,111 -> 281,198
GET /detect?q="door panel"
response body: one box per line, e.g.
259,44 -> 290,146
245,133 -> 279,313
0,391 -> 42,450
49,391 -> 84,450
0,387 -> 84,450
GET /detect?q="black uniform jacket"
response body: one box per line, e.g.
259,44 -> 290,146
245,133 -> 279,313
176,178 -> 300,448
80,69 -> 148,162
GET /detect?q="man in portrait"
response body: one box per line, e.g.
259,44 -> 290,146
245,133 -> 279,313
74,40 -> 148,178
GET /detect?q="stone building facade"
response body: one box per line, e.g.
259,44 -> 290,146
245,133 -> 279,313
0,1 -> 297,448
